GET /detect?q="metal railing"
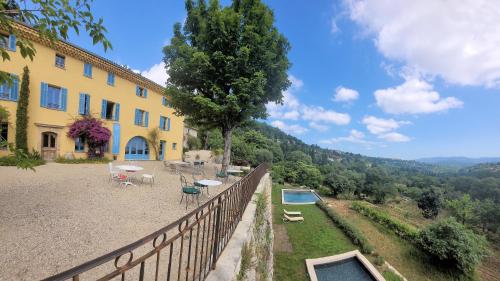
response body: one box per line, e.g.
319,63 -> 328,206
43,163 -> 269,281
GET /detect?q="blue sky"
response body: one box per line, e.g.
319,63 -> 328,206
69,0 -> 500,159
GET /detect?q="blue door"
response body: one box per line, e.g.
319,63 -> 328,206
159,141 -> 166,160
125,136 -> 149,160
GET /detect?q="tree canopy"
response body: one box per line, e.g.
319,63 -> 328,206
163,0 -> 290,171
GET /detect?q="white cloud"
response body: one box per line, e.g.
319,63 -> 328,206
362,115 -> 412,142
333,86 -> 359,102
345,0 -> 500,88
302,106 -> 351,125
309,122 -> 329,132
270,120 -> 308,135
362,116 -> 410,134
377,132 -> 411,142
266,75 -> 351,126
320,129 -> 373,145
374,78 -> 463,114
140,62 -> 168,86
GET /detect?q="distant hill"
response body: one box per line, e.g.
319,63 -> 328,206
417,157 -> 500,168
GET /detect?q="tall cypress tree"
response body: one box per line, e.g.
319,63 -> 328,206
15,66 -> 29,152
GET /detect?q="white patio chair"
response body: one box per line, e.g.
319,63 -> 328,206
141,167 -> 157,187
108,162 -> 120,182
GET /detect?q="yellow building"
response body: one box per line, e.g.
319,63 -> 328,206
0,23 -> 183,161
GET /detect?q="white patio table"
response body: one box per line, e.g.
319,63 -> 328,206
116,165 -> 144,187
195,179 -> 222,197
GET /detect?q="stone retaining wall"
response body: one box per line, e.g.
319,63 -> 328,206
206,173 -> 273,281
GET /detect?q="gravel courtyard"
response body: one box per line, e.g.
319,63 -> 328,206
0,161 -> 230,280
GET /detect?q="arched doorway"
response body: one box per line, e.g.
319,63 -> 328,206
125,136 -> 149,160
41,132 -> 57,160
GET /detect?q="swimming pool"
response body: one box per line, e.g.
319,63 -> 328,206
305,251 -> 385,281
282,189 -> 321,205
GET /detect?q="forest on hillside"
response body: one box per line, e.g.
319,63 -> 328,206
188,121 -> 500,240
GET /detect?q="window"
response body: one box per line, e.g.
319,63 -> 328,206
0,123 -> 8,150
136,85 -> 148,98
75,137 -> 85,152
0,75 -> 18,101
162,96 -> 172,108
0,34 -> 8,49
134,109 -> 149,127
159,116 -> 170,131
55,54 -> 65,68
83,63 -> 92,78
101,99 -> 120,121
107,72 -> 115,86
0,33 -> 15,51
79,93 -> 90,115
40,83 -> 67,111
172,143 -> 177,150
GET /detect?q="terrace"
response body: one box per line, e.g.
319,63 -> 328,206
0,161 -> 243,280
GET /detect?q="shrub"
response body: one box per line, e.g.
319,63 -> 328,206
417,218 -> 488,273
254,148 -> 273,165
317,201 -> 374,254
0,154 -> 45,167
417,190 -> 441,219
383,271 -> 404,281
374,255 -> 385,266
271,163 -> 286,184
55,157 -> 111,164
351,201 -> 418,241
67,117 -> 111,158
187,135 -> 201,150
0,156 -> 17,166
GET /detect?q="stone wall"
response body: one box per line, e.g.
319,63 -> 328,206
205,173 -> 273,281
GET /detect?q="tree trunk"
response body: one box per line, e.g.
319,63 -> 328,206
221,127 -> 233,173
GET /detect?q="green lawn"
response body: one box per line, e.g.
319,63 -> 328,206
272,185 -> 357,281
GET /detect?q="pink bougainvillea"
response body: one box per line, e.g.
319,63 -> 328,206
68,117 -> 111,158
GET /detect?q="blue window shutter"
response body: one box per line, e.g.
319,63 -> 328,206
136,86 -> 140,96
144,89 -> 148,98
60,88 -> 68,111
101,100 -> 107,118
144,111 -> 149,127
89,64 -> 92,77
40,82 -> 48,107
9,34 -> 16,51
160,116 -> 165,130
84,64 -> 87,76
112,123 -> 120,154
114,103 -> 120,121
78,93 -> 85,114
10,76 -> 18,101
85,94 -> 90,114
134,109 -> 140,125
162,96 -> 166,106
167,118 -> 171,131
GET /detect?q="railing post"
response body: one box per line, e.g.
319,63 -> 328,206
211,196 -> 223,269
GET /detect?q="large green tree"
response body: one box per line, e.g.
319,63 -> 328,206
163,0 -> 290,172
0,0 -> 112,83
15,65 -> 28,152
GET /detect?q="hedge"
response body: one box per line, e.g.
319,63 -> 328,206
55,157 -> 111,164
351,201 -> 418,242
317,201 -> 374,254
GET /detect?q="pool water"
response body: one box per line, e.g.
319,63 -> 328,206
314,257 -> 375,281
282,190 -> 320,204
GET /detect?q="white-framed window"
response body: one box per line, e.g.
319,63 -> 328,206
107,72 -> 115,86
172,143 -> 177,150
75,137 -> 85,152
83,63 -> 92,78
55,54 -> 65,68
134,109 -> 149,127
136,85 -> 148,98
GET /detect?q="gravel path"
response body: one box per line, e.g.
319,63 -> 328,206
0,161 -> 229,280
